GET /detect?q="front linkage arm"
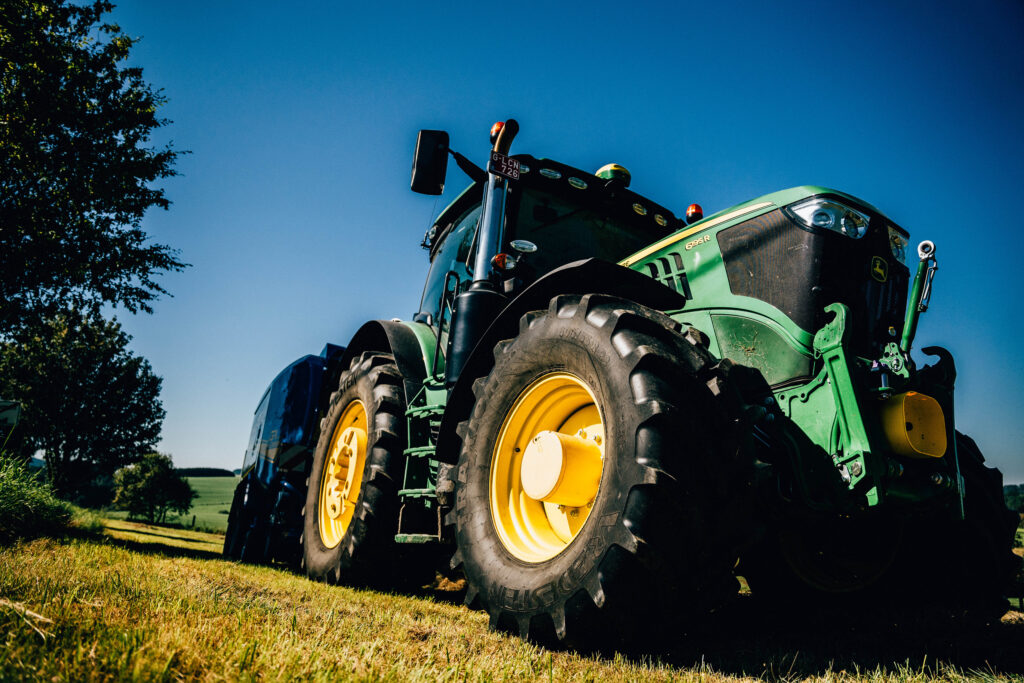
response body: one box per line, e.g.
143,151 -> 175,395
813,303 -> 882,506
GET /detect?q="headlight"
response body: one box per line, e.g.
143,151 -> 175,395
788,197 -> 871,239
887,225 -> 909,266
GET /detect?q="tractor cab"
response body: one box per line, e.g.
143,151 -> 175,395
416,155 -> 680,327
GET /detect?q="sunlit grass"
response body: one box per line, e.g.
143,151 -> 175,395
101,517 -> 224,555
0,517 -> 1021,681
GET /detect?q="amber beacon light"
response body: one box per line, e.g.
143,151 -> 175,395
686,203 -> 704,224
489,121 -> 504,144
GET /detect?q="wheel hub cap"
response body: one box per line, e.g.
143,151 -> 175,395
489,372 -> 605,563
318,400 -> 367,549
521,429 -> 602,507
325,426 -> 364,520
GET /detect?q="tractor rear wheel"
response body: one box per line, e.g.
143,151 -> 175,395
451,294 -> 745,646
302,352 -> 406,585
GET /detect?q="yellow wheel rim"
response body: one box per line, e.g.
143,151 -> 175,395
318,400 -> 367,548
490,373 -> 605,563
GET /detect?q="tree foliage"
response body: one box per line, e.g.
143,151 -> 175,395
0,0 -> 186,333
113,452 -> 195,524
1005,484 -> 1024,514
0,311 -> 164,502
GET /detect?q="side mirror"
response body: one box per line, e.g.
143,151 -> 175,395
411,130 -> 450,195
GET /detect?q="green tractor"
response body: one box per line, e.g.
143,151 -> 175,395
227,119 -> 1019,644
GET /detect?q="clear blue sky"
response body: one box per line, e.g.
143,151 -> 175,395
110,1 -> 1024,482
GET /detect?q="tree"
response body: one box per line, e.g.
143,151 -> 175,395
0,0 -> 187,334
0,310 -> 164,502
112,452 -> 196,524
1005,485 -> 1024,514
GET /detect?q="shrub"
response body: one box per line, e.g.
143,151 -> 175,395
0,454 -> 72,545
112,453 -> 196,524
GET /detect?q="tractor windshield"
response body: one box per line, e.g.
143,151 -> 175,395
507,186 -> 667,277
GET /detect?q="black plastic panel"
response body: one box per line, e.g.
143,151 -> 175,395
717,207 -> 908,354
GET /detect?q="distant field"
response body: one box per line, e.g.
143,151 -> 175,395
185,475 -> 237,532
102,475 -> 237,532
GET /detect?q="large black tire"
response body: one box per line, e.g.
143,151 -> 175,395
956,433 -> 1022,595
742,432 -> 1021,617
900,432 -> 1021,611
451,294 -> 747,646
302,352 -> 407,585
222,479 -> 248,560
222,475 -> 270,563
238,481 -> 272,564
739,513 -> 904,606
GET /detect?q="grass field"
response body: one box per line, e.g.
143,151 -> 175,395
0,517 -> 1022,681
103,475 -> 237,532
184,476 -> 238,532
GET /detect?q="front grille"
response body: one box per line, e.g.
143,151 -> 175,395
718,207 -> 908,355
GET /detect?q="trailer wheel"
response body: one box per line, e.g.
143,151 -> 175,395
223,478 -> 248,560
302,352 -> 406,584
451,294 -> 745,645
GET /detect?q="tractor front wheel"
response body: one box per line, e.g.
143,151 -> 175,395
451,294 -> 745,645
742,432 -> 1021,617
740,513 -> 904,605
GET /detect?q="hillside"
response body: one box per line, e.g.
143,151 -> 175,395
184,476 -> 237,532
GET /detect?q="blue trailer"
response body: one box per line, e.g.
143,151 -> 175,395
223,343 -> 344,563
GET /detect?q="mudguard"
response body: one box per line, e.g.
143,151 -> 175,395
434,257 -> 687,463
334,319 -> 436,404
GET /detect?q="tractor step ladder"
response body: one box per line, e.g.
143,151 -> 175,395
396,271 -> 458,541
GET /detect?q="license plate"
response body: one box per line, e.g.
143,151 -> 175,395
488,151 -> 520,181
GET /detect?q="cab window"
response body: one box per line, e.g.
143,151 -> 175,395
418,203 -> 481,323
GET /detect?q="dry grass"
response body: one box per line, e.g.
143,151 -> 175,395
0,518 -> 1021,681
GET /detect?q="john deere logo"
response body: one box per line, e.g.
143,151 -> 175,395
870,256 -> 888,283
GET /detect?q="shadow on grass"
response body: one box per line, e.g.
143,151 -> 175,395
102,525 -> 218,545
98,534 -> 225,562
596,596 -> 1024,679
415,574 -> 1024,677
